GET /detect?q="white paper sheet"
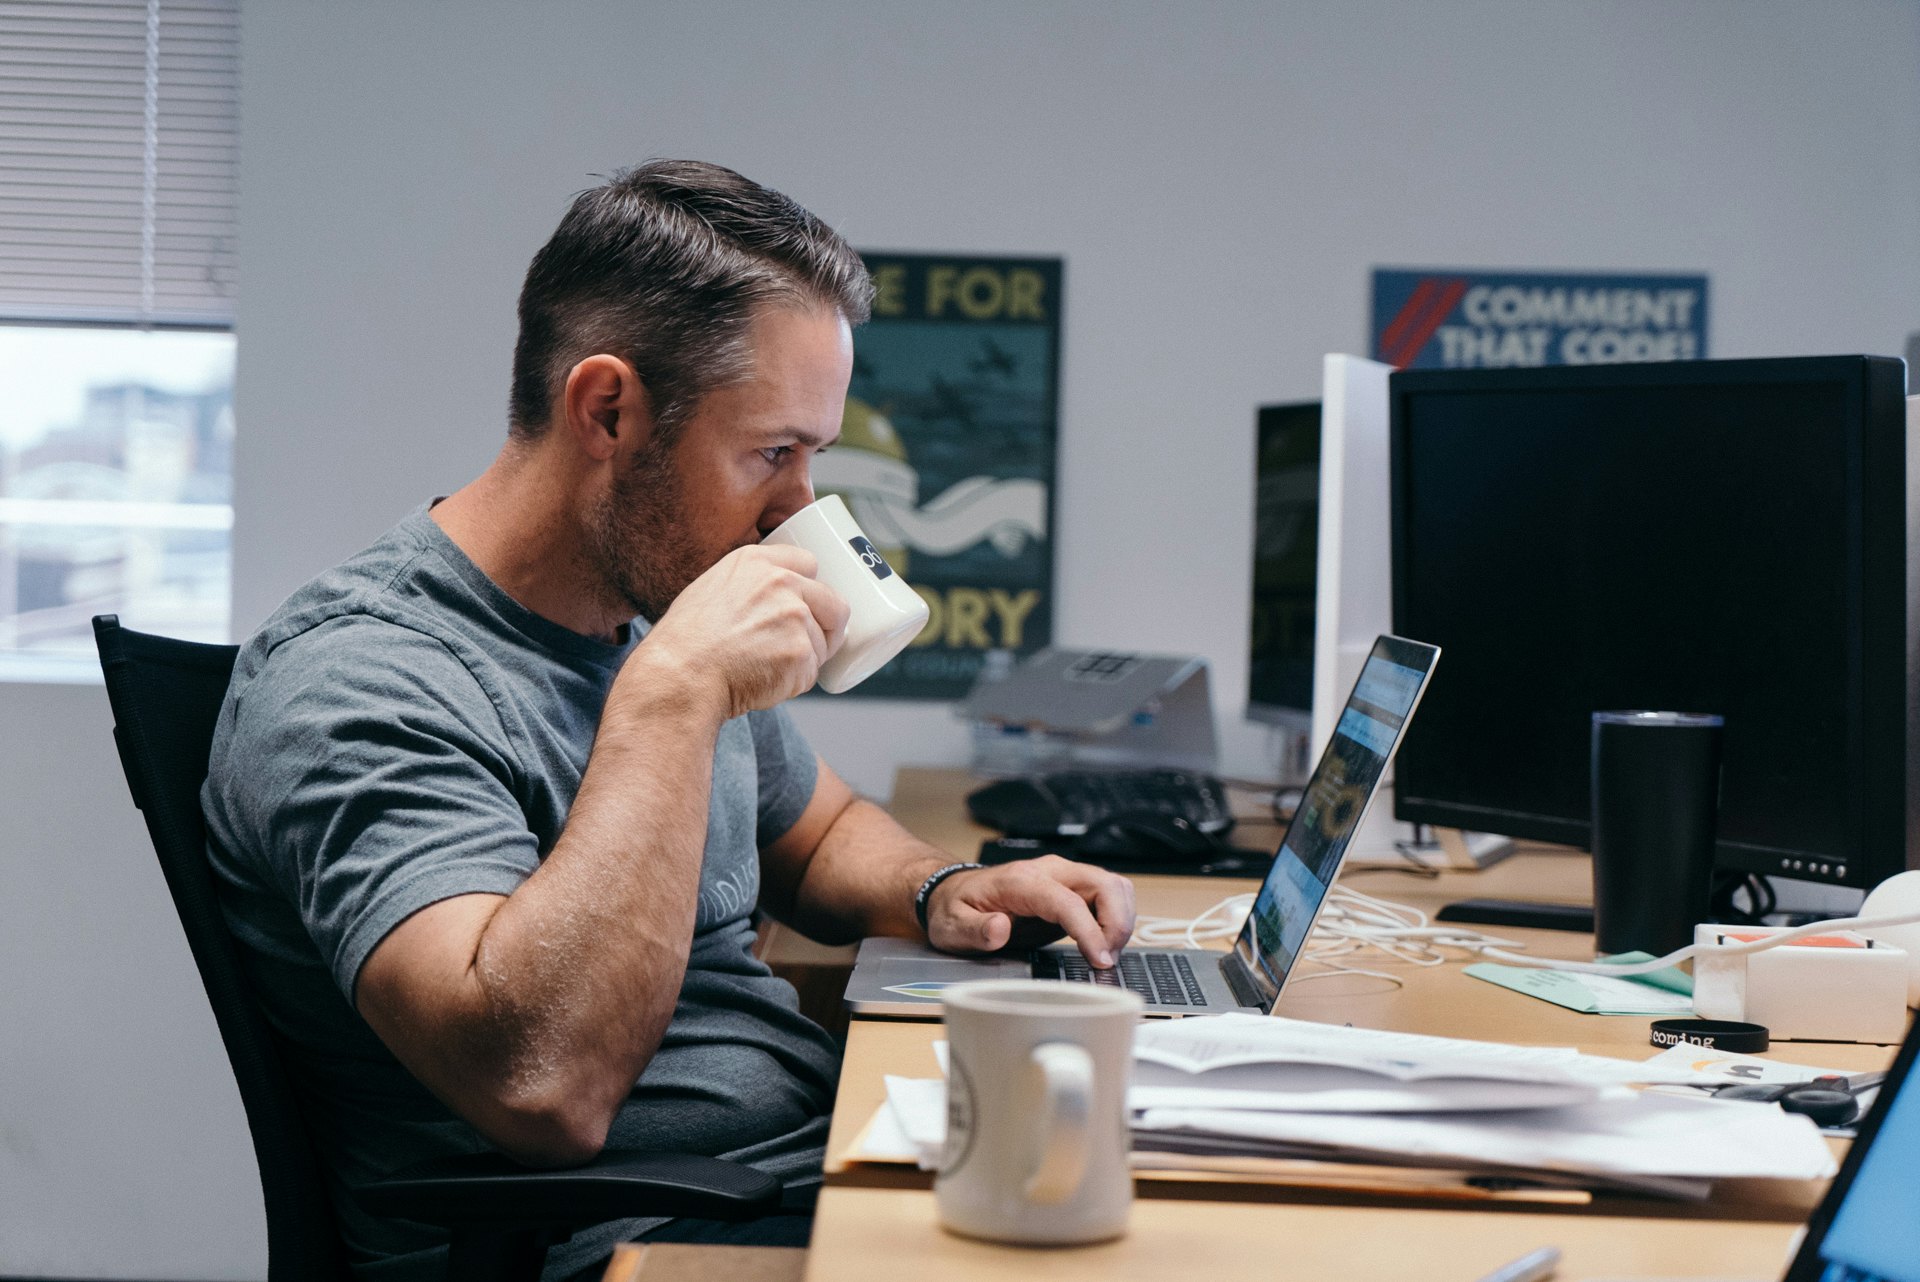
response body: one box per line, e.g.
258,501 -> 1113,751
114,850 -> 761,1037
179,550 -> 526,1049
1127,1080 -> 1628,1114
1638,1042 -> 1882,1127
1132,1091 -> 1836,1181
853,1083 -> 925,1163
880,1074 -> 947,1168
1133,1012 -> 1584,1079
1132,1012 -> 1707,1094
1641,1042 -> 1852,1085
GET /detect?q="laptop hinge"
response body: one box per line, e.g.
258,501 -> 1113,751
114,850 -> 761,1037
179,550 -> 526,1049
1219,954 -> 1270,1011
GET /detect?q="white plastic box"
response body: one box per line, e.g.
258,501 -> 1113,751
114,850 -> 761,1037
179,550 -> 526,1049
1691,924 -> 1908,1043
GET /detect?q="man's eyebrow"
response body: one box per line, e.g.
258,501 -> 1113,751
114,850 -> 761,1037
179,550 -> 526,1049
761,427 -> 840,449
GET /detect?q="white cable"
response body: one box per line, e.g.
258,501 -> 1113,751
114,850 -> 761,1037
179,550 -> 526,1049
1305,900 -> 1920,977
1467,908 -> 1920,975
1134,886 -> 1484,990
1300,886 -> 1485,986
1133,893 -> 1253,949
1128,891 -> 1920,989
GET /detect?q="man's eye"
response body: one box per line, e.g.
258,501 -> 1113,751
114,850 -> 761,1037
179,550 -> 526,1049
760,445 -> 794,465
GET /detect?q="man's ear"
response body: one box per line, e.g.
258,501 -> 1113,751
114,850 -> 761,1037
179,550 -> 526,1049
559,354 -> 652,462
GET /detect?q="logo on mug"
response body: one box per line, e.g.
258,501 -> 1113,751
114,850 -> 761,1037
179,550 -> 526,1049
941,1054 -> 978,1176
848,535 -> 894,580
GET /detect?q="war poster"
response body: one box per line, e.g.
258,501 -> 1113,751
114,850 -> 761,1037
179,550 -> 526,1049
811,253 -> 1061,700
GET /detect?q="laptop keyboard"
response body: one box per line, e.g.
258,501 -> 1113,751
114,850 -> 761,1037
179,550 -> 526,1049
1032,950 -> 1209,1007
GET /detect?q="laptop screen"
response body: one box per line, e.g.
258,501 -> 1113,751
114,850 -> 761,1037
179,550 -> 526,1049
1231,634 -> 1438,1006
1786,1014 -> 1920,1282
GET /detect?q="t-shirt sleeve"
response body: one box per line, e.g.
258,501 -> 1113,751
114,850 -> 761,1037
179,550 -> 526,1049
225,615 -> 538,1001
748,705 -> 818,847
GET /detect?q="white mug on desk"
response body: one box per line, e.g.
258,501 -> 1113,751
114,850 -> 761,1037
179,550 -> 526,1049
936,980 -> 1141,1245
760,493 -> 929,694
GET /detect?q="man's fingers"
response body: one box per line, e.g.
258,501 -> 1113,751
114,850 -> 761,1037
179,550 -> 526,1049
753,542 -> 819,577
1089,876 -> 1136,954
1019,879 -> 1113,968
978,911 -> 1012,953
928,860 -> 1137,967
799,610 -> 830,673
1039,858 -> 1138,954
793,575 -> 850,656
942,899 -> 1013,954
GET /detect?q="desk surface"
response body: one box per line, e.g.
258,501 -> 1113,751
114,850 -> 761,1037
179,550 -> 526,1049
797,767 -> 1898,1282
809,1188 -> 1810,1282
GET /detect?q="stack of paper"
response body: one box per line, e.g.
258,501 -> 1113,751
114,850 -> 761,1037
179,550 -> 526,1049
1131,1016 -> 1833,1193
1133,1091 -> 1831,1196
852,1015 -> 1837,1198
1130,1014 -> 1703,1112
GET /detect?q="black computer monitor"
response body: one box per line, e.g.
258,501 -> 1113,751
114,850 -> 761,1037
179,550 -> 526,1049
1389,355 -> 1913,892
1246,401 -> 1321,732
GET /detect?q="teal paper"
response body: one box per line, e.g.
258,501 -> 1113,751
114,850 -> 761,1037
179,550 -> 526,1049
1465,955 -> 1694,1016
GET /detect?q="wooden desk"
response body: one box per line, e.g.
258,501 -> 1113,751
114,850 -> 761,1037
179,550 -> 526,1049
795,767 -> 1898,1282
808,1190 -> 1808,1282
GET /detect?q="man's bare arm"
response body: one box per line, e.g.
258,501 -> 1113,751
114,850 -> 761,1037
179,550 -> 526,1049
354,545 -> 847,1167
760,759 -> 1136,967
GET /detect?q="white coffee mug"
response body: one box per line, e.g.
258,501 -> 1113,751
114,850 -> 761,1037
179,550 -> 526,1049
760,493 -> 930,694
936,980 -> 1141,1246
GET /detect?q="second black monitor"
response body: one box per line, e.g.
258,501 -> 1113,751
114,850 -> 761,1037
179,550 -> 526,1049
1388,355 -> 1912,891
1247,401 -> 1321,731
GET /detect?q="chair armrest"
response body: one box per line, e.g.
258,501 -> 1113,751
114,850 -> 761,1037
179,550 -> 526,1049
354,1149 -> 783,1231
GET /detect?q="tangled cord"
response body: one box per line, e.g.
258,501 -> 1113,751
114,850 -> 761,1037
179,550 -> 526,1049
1131,885 -> 1526,989
1130,885 -> 1920,988
1292,884 -> 1516,985
1133,893 -> 1255,951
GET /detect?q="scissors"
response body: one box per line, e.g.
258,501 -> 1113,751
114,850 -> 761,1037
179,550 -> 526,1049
1709,1072 -> 1886,1127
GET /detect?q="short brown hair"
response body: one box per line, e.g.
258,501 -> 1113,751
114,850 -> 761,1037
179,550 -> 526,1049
508,160 -> 872,439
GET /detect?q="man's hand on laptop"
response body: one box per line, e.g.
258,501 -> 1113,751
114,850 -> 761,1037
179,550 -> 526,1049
924,856 -> 1136,968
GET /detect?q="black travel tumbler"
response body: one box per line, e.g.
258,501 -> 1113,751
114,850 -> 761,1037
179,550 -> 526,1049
1589,711 -> 1724,956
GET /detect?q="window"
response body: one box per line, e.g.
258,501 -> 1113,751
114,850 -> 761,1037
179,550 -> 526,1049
0,0 -> 238,680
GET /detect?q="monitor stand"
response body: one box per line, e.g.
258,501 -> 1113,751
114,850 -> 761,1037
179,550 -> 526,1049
1344,796 -> 1589,933
1342,784 -> 1589,933
1434,899 -> 1596,934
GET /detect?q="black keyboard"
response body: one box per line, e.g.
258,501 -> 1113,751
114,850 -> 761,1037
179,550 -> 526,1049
967,769 -> 1234,839
1032,949 -> 1210,1007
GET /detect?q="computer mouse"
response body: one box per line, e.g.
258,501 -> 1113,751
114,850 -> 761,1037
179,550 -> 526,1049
1072,811 -> 1218,864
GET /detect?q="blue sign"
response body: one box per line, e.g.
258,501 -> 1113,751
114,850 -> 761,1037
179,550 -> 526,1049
1372,269 -> 1708,370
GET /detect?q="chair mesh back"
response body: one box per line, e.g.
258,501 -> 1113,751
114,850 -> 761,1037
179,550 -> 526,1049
94,615 -> 348,1282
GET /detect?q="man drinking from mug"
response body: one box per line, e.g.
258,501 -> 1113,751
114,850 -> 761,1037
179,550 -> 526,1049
202,160 -> 1136,1280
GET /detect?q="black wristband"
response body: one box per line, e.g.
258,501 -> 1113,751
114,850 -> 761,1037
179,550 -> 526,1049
1648,1018 -> 1770,1054
914,862 -> 986,932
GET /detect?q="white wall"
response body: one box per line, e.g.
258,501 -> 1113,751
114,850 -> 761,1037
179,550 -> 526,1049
0,685 -> 262,1277
4,1 -> 1917,1275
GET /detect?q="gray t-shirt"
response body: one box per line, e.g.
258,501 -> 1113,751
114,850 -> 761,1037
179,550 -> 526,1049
202,506 -> 840,1280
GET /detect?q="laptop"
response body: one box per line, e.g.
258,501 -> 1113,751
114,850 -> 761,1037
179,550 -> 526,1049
844,634 -> 1440,1017
1779,1008 -> 1920,1282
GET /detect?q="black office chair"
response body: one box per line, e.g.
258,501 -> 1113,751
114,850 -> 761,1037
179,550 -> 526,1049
92,614 -> 780,1282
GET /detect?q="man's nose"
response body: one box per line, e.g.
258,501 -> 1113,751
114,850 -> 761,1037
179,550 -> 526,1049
759,469 -> 817,535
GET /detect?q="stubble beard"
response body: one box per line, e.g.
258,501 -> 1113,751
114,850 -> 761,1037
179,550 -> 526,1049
585,435 -> 710,625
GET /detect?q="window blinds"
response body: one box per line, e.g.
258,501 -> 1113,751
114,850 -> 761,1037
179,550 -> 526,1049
0,0 -> 237,326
